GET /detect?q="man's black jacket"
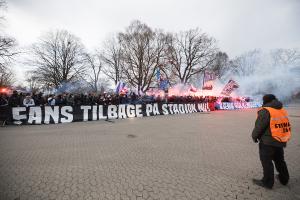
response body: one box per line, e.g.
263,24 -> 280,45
252,99 -> 287,147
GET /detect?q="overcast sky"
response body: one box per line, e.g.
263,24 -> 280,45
3,0 -> 300,83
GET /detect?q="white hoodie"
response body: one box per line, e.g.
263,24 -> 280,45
23,98 -> 35,107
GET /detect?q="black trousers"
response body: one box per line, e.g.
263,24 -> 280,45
259,142 -> 289,188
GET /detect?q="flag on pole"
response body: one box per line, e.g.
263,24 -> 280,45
202,71 -> 216,90
115,81 -> 126,94
156,68 -> 160,81
159,79 -> 169,90
220,80 -> 239,96
190,84 -> 197,92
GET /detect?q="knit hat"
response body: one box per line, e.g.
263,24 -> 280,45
263,94 -> 276,105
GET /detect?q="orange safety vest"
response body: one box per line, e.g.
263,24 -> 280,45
258,107 -> 291,142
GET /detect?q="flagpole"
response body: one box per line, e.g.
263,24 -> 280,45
202,70 -> 205,89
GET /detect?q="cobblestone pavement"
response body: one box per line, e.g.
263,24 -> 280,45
0,105 -> 300,200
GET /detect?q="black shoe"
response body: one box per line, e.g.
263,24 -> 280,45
252,179 -> 272,189
276,174 -> 288,185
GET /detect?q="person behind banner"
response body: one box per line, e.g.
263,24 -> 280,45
0,93 -> 9,126
0,93 -> 8,107
33,92 -> 46,106
8,90 -> 22,107
47,95 -> 56,106
23,94 -> 35,107
252,94 -> 291,189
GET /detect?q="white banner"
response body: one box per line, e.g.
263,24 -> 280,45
217,102 -> 262,110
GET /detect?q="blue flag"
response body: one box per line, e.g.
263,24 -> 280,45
159,79 -> 169,90
115,82 -> 126,94
156,68 -> 160,81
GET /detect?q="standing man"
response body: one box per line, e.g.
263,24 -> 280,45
252,94 -> 291,189
23,94 -> 35,107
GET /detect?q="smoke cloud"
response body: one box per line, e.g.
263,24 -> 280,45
224,49 -> 300,101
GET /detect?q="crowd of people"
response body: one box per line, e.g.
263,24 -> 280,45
0,90 -> 254,125
0,90 -> 227,107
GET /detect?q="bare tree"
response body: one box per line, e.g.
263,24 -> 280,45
25,70 -> 41,92
231,49 -> 261,76
148,33 -> 178,87
100,36 -> 124,86
210,51 -> 230,78
0,0 -> 18,87
0,65 -> 14,87
166,28 -> 218,84
0,0 -> 18,70
0,36 -> 17,69
30,30 -> 86,88
84,52 -> 102,92
118,20 -> 167,93
0,0 -> 6,23
271,48 -> 300,66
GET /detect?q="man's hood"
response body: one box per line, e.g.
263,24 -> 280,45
263,99 -> 283,109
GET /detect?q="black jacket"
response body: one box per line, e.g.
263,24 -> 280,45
252,99 -> 287,147
8,94 -> 21,107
